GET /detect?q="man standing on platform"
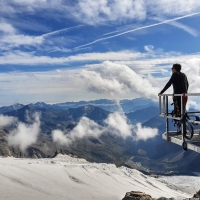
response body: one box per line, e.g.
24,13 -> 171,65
158,63 -> 189,114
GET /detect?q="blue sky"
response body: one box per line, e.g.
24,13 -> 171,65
0,0 -> 200,106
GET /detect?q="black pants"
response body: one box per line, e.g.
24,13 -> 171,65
173,96 -> 186,135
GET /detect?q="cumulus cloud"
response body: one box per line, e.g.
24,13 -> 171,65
52,117 -> 104,146
186,99 -> 200,110
1,50 -> 200,106
105,112 -> 133,139
79,61 -> 159,100
134,123 -> 158,141
184,58 -> 200,109
0,21 -> 16,34
2,0 -> 200,25
71,0 -> 146,25
69,0 -> 200,25
7,112 -> 41,151
182,58 -> 200,93
146,1 -> 200,17
52,112 -> 158,146
52,130 -> 71,146
0,115 -> 17,127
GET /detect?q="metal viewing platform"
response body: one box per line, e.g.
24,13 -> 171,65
159,93 -> 200,153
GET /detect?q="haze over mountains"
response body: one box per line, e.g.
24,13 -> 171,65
0,97 -> 200,175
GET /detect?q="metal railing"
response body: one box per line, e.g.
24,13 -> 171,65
159,93 -> 200,142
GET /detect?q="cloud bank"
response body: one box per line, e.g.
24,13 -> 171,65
79,61 -> 159,100
7,112 -> 41,151
52,112 -> 158,146
0,115 -> 17,127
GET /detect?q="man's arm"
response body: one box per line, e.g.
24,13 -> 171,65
160,74 -> 174,94
186,77 -> 189,91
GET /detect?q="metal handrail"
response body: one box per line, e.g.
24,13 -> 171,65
159,93 -> 200,144
159,93 -> 200,96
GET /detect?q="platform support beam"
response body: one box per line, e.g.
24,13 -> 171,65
159,96 -> 161,115
165,96 -> 169,141
181,96 -> 184,142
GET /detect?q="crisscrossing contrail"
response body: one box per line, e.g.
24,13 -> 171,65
75,12 -> 200,49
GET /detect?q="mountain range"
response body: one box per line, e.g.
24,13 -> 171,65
1,98 -> 200,175
0,98 -> 157,114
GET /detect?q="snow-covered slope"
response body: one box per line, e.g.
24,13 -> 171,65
0,154 -> 193,200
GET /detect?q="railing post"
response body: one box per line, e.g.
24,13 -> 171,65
159,95 -> 161,115
181,95 -> 184,142
166,96 -> 169,141
163,95 -> 166,114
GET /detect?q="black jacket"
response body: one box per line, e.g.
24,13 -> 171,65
160,72 -> 189,94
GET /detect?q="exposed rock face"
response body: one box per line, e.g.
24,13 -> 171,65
53,149 -> 76,158
122,191 -> 175,200
193,190 -> 200,198
184,190 -> 200,199
122,191 -> 154,200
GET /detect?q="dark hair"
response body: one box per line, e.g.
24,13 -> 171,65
172,63 -> 181,72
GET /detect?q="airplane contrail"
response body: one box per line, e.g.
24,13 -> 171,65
75,12 -> 200,49
41,25 -> 84,38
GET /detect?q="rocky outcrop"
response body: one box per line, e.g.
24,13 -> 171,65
184,190 -> 200,200
122,191 -> 175,200
193,190 -> 200,198
53,149 -> 77,158
122,191 -> 154,200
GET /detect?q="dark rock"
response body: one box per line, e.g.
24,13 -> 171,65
193,190 -> 200,198
122,191 -> 175,200
122,191 -> 153,200
52,149 -> 76,158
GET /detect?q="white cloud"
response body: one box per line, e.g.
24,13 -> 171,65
0,115 -> 17,127
7,112 -> 41,151
79,61 -> 159,100
186,99 -> 200,110
0,50 -> 143,65
2,0 -> 200,26
52,116 -> 104,146
70,0 -> 200,25
182,58 -> 200,94
0,1 -> 199,54
0,49 -> 200,106
69,117 -> 103,140
144,45 -> 154,52
0,20 -> 80,51
151,16 -> 198,37
167,21 -> 198,36
0,48 -> 198,69
52,112 -> 158,146
104,112 -> 133,139
0,34 -> 43,49
71,0 -> 146,25
0,21 -> 16,34
134,123 -> 158,141
52,130 -> 71,146
146,0 -> 200,16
